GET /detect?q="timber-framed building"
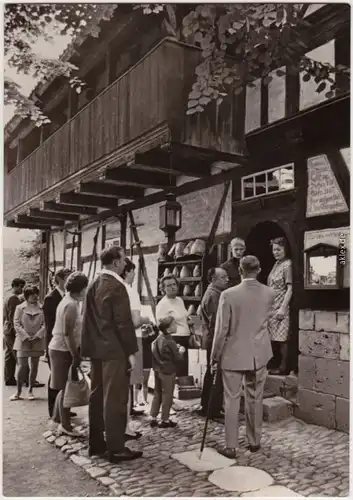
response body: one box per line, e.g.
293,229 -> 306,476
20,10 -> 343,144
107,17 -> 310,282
4,4 -> 350,431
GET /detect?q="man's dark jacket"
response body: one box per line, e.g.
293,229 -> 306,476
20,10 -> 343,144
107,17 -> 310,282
221,258 -> 242,288
81,273 -> 138,360
200,284 -> 222,351
43,288 -> 62,350
3,294 -> 23,337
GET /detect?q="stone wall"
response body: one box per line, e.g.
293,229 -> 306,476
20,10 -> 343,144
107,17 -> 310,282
297,310 -> 350,432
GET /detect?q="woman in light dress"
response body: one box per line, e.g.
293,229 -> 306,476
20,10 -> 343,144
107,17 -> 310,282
267,237 -> 293,375
11,285 -> 45,401
48,272 -> 88,436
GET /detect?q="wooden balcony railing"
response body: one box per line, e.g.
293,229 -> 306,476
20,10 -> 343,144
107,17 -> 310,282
4,38 -> 245,215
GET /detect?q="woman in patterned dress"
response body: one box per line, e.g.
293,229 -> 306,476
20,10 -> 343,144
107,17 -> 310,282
267,237 -> 293,375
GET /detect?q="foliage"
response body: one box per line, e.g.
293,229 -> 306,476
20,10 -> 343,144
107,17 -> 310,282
4,3 -> 117,125
140,3 -> 350,115
3,232 -> 41,292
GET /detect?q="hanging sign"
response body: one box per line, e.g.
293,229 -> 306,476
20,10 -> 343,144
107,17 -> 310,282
306,155 -> 348,218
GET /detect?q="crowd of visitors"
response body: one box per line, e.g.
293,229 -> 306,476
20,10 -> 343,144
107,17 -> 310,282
4,235 -> 292,462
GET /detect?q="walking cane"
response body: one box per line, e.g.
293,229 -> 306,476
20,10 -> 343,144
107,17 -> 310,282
198,364 -> 219,460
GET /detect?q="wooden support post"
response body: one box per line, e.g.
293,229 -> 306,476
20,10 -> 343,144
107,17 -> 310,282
119,214 -> 127,251
285,66 -> 300,117
260,78 -> 269,126
128,211 -> 156,318
77,223 -> 82,271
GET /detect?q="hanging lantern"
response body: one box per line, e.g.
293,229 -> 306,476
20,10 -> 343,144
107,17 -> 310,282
159,192 -> 182,238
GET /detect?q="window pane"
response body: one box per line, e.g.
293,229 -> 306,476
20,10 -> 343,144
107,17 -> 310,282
245,79 -> 261,133
268,67 -> 286,123
255,174 -> 267,196
243,178 -> 255,199
279,166 -> 295,190
267,171 -> 280,193
300,40 -> 335,110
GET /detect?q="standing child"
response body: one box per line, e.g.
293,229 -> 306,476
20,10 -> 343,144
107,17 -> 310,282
150,316 -> 185,428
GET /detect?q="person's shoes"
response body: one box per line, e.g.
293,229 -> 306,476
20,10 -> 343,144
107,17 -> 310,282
194,408 -> 207,417
28,393 -> 36,401
88,445 -> 107,457
158,420 -> 177,428
5,379 -> 17,386
216,445 -> 237,459
70,411 -> 77,417
9,393 -> 22,401
248,444 -> 261,453
57,424 -> 84,438
107,447 -> 143,462
131,408 -> 144,416
150,419 -> 158,428
125,431 -> 142,441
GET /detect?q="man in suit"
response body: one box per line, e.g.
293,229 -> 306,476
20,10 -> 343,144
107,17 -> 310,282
212,255 -> 276,459
220,237 -> 246,288
43,267 -> 71,417
81,246 -> 142,463
3,278 -> 25,386
196,267 -> 229,418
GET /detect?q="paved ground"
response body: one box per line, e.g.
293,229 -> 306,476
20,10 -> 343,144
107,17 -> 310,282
4,360 -> 350,497
3,361 -> 106,497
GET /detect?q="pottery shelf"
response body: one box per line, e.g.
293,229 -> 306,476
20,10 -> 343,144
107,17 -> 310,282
179,277 -> 202,283
156,295 -> 201,302
158,257 -> 203,267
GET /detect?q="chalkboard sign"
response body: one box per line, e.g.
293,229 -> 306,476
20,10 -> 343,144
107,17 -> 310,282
306,155 -> 348,218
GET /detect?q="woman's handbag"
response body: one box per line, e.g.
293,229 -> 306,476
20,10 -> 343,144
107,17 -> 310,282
63,365 -> 90,408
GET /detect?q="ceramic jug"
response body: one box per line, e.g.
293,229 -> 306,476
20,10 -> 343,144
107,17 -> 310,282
188,305 -> 196,316
183,285 -> 192,296
190,239 -> 206,256
180,265 -> 190,279
174,242 -> 186,259
163,268 -> 172,277
193,264 -> 201,277
196,305 -> 202,316
183,240 -> 194,256
172,266 -> 179,278
157,243 -> 169,262
194,284 -> 202,297
168,243 -> 176,259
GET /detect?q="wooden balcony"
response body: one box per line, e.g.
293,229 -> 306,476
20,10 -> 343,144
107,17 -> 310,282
4,38 -> 245,219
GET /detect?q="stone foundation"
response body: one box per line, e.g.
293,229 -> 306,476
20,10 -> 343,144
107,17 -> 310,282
297,310 -> 349,432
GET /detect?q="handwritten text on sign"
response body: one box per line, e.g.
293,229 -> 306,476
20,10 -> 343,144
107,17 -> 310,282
306,155 -> 348,218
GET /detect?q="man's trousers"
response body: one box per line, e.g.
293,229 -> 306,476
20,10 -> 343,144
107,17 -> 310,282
200,347 -> 223,416
4,333 -> 17,383
89,359 -> 129,453
222,365 -> 267,449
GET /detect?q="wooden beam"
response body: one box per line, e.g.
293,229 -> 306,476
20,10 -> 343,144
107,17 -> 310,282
57,192 -> 120,209
135,151 -> 212,177
42,201 -> 98,215
7,221 -> 50,230
76,181 -> 144,200
325,149 -> 350,206
100,166 -> 176,189
260,78 -> 269,127
28,208 -> 80,222
285,67 -> 300,117
16,214 -> 65,227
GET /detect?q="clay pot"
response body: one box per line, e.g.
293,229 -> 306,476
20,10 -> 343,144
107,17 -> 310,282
193,264 -> 201,277
180,265 -> 190,279
183,285 -> 192,296
183,240 -> 194,256
190,239 -> 206,256
163,268 -> 172,278
194,284 -> 202,297
157,243 -> 169,262
168,243 -> 176,259
196,305 -> 202,316
188,305 -> 196,316
172,266 -> 179,278
175,242 -> 186,259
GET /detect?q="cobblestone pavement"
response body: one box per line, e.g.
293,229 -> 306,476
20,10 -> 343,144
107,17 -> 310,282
43,401 -> 350,497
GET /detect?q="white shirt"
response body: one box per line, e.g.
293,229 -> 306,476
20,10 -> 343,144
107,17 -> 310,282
156,296 -> 190,337
125,284 -> 142,338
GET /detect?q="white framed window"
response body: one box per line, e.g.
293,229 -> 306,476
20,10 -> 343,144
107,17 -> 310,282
241,164 -> 295,200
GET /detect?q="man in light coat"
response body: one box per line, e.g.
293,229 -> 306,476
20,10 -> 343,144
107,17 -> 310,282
211,255 -> 276,459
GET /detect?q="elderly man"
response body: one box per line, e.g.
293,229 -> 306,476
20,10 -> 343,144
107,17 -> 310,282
196,267 -> 229,418
81,246 -> 142,463
212,256 -> 275,459
221,237 -> 246,287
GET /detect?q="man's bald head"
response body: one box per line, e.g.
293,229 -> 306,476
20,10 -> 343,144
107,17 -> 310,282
208,267 -> 229,290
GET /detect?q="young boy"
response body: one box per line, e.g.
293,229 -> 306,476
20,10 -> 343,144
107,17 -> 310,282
150,316 -> 185,428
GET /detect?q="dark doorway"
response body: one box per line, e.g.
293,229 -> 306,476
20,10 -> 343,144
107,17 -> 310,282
246,221 -> 290,284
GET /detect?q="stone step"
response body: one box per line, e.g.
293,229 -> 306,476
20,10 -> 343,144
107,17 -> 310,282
265,373 -> 298,399
262,396 -> 294,422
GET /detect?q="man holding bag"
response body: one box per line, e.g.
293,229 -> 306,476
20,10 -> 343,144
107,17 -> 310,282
81,246 -> 142,463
